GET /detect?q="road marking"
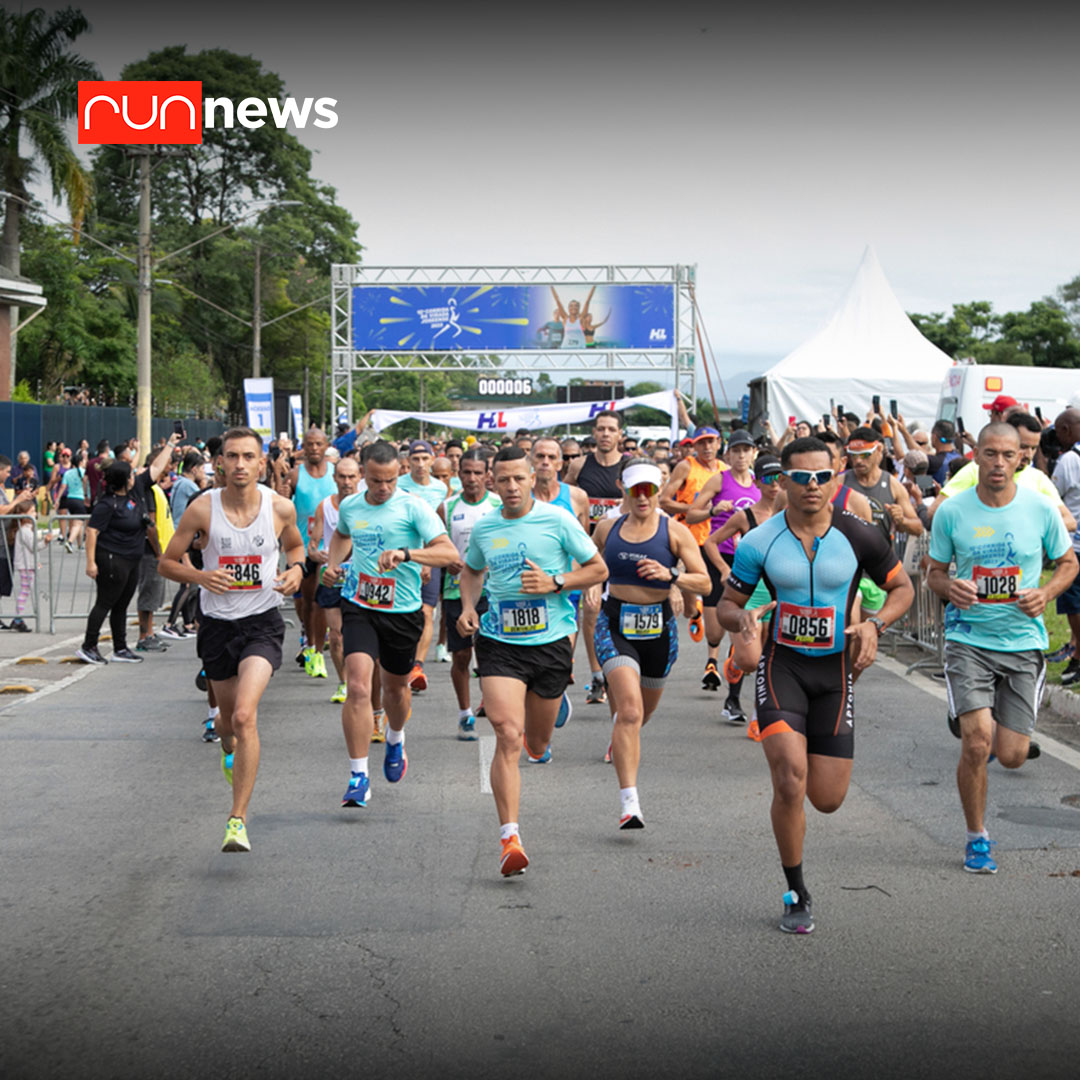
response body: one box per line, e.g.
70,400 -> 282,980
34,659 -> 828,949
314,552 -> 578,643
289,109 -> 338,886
0,663 -> 98,715
0,633 -> 85,671
479,735 -> 495,793
876,655 -> 1080,773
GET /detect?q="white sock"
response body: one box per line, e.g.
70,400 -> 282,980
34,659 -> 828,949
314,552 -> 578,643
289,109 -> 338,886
459,708 -> 474,721
620,786 -> 641,817
386,726 -> 404,746
207,706 -> 220,722
500,822 -> 519,841
966,829 -> 989,843
350,757 -> 368,775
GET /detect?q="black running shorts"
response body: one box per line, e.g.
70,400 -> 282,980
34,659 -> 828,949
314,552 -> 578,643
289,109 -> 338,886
474,634 -> 573,699
340,598 -> 425,676
198,607 -> 285,682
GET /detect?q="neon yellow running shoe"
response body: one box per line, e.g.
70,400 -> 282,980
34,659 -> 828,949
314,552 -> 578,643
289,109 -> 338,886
310,651 -> 328,678
221,749 -> 234,787
222,816 -> 250,853
331,681 -> 347,703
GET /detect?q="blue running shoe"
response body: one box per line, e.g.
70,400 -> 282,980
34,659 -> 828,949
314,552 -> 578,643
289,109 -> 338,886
555,691 -> 572,729
384,741 -> 408,783
526,743 -> 552,765
964,837 -> 998,873
458,714 -> 478,741
342,771 -> 370,807
1045,641 -> 1075,663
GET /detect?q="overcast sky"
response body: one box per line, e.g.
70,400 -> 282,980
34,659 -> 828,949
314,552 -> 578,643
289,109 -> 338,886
28,1 -> 1080,391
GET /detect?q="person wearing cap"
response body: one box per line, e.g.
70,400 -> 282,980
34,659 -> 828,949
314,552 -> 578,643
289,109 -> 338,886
397,439 -> 452,691
703,454 -> 784,735
984,394 -> 1019,423
684,428 -> 759,713
591,458 -> 709,829
839,428 -> 922,547
659,424 -> 728,645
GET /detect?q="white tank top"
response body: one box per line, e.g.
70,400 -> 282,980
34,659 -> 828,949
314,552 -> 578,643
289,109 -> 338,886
200,487 -> 282,620
561,317 -> 585,349
319,493 -> 340,551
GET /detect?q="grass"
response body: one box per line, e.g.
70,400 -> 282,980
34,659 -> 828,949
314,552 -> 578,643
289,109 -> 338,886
1040,569 -> 1076,688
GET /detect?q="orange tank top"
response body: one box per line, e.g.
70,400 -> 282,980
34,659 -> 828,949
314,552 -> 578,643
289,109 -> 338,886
675,456 -> 726,545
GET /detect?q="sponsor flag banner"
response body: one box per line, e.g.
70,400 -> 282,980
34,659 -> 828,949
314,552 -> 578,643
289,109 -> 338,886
372,390 -> 679,440
243,378 -> 275,450
352,284 -> 675,351
289,394 -> 305,441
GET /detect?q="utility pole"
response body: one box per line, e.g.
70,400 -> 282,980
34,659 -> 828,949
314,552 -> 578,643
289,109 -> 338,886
136,152 -> 152,455
252,243 -> 262,378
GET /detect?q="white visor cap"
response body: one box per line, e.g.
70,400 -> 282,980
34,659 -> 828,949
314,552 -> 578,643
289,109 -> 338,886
621,463 -> 663,491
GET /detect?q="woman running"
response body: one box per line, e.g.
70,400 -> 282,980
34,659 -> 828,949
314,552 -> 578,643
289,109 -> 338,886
592,459 -> 709,829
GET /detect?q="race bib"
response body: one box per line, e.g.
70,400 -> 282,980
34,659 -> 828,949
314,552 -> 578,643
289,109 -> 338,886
777,602 -> 835,650
221,555 -> 262,591
620,602 -> 664,638
355,572 -> 396,609
499,599 -> 548,637
588,498 -> 621,523
307,515 -> 315,535
973,565 -> 1021,604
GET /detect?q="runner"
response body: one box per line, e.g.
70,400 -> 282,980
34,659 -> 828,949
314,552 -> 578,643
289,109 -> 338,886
926,422 -> 1077,874
564,411 -> 625,703
279,427 -> 337,679
159,427 -> 306,853
686,429 -> 759,704
322,440 -> 457,809
839,426 -> 923,544
458,447 -> 608,875
659,425 -> 727,645
440,448 -> 502,740
308,454 -> 364,704
591,459 -> 709,828
396,438 -> 452,692
716,436 -> 914,933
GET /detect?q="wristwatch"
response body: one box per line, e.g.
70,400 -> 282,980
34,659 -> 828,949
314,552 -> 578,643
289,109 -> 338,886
552,573 -> 566,593
867,616 -> 886,636
669,566 -> 681,584
401,548 -> 412,563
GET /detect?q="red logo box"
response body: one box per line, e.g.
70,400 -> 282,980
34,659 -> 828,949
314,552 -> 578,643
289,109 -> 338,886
78,81 -> 203,145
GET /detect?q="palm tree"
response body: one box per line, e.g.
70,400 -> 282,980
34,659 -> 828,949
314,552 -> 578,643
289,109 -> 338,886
0,6 -> 99,385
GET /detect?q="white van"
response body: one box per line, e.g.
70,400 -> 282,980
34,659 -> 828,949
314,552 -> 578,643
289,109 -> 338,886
936,364 -> 1080,431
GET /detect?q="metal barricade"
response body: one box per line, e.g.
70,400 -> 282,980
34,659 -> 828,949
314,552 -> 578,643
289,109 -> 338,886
1,511 -> 47,631
884,532 -> 946,674
44,513 -> 96,633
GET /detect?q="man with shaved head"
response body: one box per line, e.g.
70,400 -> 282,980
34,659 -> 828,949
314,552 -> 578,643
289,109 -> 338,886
1050,408 -> 1080,681
927,421 -> 1078,875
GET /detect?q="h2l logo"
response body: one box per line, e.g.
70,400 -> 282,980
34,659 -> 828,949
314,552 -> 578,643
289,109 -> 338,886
79,81 -> 203,145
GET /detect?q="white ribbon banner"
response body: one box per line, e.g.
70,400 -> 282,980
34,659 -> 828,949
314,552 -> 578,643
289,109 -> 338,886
371,389 -> 679,441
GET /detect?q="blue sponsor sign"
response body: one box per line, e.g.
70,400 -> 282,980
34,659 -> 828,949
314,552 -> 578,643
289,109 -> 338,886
352,283 -> 675,351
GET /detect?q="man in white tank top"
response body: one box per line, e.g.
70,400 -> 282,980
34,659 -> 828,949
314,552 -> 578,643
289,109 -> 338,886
161,427 -> 305,855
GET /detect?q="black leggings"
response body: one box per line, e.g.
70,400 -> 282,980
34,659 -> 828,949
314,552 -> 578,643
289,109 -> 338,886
84,550 -> 140,650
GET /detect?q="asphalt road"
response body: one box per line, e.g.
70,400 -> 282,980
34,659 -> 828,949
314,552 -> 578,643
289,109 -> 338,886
2,625 -> 1080,1080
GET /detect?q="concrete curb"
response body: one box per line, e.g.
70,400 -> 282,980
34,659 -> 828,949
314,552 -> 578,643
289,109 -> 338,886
1044,683 -> 1080,723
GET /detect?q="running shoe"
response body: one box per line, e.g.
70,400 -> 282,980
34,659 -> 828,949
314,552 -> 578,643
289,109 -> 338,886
158,624 -> 185,640
1046,641 -> 1075,663
526,743 -> 552,764
585,675 -> 607,704
295,646 -> 307,668
499,834 -> 529,877
688,599 -> 704,643
604,741 -> 613,764
458,714 -> 478,741
1061,659 -> 1080,686
722,694 -> 747,724
371,709 -> 386,743
436,643 -> 450,663
408,663 -> 428,692
309,651 -> 328,679
202,720 -> 220,743
747,717 -> 762,741
9,618 -> 30,633
702,661 -> 721,692
555,691 -> 573,729
195,668 -> 208,691
383,740 -> 408,783
947,713 -> 961,739
221,750 -> 234,787
111,648 -> 144,663
222,817 -> 250,853
475,700 -> 486,718
63,540 -> 73,554
136,636 -> 168,652
331,682 -> 347,703
302,647 -> 315,675
342,771 -> 370,807
1028,741 -> 1041,760
76,646 -> 108,666
780,890 -> 814,934
723,653 -> 744,684
620,812 -> 645,830
964,837 -> 998,873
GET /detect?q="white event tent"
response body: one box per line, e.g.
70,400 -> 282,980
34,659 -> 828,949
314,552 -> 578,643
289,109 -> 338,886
752,247 -> 954,432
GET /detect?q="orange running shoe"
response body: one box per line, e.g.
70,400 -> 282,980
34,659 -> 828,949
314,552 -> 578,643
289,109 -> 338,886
408,663 -> 427,692
500,834 -> 529,877
371,708 -> 386,744
723,652 -> 744,685
688,599 -> 704,643
747,717 -> 762,742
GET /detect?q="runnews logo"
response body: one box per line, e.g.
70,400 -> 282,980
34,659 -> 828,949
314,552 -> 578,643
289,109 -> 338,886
77,81 -> 339,145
